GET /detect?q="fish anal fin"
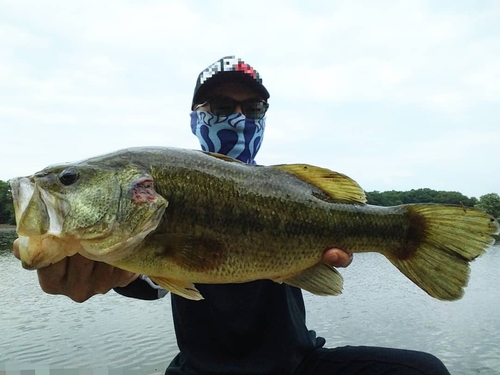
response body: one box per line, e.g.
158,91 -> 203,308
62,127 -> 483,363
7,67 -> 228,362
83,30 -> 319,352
279,262 -> 343,296
272,164 -> 366,205
149,276 -> 204,300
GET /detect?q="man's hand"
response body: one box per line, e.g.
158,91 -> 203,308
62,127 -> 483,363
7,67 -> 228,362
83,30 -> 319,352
323,248 -> 353,268
13,239 -> 139,303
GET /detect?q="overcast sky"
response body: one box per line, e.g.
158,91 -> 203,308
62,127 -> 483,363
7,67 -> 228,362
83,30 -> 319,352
1,0 -> 499,198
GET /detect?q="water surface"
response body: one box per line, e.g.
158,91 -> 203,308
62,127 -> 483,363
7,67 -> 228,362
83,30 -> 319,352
1,231 -> 499,374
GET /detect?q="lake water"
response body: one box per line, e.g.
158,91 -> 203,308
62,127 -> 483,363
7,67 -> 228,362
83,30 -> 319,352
1,230 -> 499,375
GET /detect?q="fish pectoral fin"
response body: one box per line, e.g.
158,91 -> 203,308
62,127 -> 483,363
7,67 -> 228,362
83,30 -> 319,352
149,233 -> 225,271
279,263 -> 343,296
149,276 -> 204,301
271,164 -> 366,205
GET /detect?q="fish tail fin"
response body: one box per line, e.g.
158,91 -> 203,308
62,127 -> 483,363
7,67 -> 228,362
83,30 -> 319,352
387,204 -> 499,301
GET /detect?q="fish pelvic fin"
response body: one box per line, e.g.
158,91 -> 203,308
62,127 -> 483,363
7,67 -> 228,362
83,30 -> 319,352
389,204 -> 500,301
149,276 -> 204,300
271,164 -> 366,205
279,262 -> 343,296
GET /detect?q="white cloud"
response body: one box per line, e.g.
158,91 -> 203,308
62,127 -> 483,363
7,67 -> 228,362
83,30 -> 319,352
81,3 -> 200,47
0,0 -> 499,198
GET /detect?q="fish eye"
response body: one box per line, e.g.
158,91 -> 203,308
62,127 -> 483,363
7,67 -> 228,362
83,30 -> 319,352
59,168 -> 79,186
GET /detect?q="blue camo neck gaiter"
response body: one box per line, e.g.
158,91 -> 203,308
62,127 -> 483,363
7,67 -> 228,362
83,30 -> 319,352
190,111 -> 266,164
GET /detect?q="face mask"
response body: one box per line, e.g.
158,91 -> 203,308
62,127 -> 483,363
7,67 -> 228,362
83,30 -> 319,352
190,111 -> 266,164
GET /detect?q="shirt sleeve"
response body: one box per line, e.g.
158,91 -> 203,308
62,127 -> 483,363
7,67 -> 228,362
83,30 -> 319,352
113,274 -> 169,300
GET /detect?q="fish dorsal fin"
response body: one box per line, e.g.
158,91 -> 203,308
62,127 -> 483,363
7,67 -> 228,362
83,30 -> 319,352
203,151 -> 245,163
272,164 -> 367,205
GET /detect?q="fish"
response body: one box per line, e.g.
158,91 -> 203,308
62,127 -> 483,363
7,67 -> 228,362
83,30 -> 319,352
9,146 -> 500,301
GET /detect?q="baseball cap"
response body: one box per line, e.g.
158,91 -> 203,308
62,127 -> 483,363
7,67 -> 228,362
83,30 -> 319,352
192,56 -> 270,109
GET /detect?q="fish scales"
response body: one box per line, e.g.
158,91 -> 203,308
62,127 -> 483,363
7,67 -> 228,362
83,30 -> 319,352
9,146 -> 499,301
140,154 -> 410,277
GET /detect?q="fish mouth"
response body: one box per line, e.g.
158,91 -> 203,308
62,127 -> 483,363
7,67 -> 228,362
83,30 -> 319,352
10,176 -> 66,238
10,176 -> 38,233
10,176 -> 73,269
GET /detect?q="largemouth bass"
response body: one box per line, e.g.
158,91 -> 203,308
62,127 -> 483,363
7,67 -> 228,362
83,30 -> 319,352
10,147 -> 499,301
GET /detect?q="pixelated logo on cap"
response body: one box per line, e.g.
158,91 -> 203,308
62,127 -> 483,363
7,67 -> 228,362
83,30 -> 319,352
198,56 -> 262,85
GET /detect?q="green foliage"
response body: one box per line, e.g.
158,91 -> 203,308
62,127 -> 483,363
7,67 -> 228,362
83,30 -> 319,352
0,180 -> 15,225
365,190 -> 403,206
475,193 -> 500,218
366,188 -> 478,207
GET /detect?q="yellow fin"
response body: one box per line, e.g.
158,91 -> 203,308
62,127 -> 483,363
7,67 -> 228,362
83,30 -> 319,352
279,262 -> 343,296
387,204 -> 499,301
272,164 -> 366,204
149,276 -> 204,300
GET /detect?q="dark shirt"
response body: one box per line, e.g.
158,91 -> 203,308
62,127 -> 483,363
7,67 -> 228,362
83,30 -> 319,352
115,280 -> 325,375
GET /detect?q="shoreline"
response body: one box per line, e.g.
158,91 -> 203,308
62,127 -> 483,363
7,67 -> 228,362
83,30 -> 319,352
0,224 -> 16,232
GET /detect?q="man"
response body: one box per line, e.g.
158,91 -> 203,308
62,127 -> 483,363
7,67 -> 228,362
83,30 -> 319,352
13,56 -> 450,375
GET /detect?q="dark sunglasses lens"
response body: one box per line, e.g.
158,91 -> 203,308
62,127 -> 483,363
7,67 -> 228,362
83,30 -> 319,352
210,97 -> 236,116
242,101 -> 268,119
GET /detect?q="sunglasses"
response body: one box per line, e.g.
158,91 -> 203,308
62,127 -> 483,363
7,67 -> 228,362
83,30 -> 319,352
194,95 -> 269,120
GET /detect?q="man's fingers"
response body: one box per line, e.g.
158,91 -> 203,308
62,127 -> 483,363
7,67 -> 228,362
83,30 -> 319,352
114,270 -> 140,288
323,248 -> 353,268
37,257 -> 70,295
12,239 -> 20,260
37,253 -> 139,302
67,254 -> 99,301
83,261 -> 138,298
13,241 -> 139,303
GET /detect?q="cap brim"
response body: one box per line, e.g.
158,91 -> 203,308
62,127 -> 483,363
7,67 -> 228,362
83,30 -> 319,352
192,71 -> 270,108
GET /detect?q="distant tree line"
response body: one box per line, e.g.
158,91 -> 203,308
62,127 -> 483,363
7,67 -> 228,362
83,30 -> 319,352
0,180 -> 499,225
0,180 -> 15,225
366,188 -> 478,207
367,189 -> 500,218
474,193 -> 500,219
